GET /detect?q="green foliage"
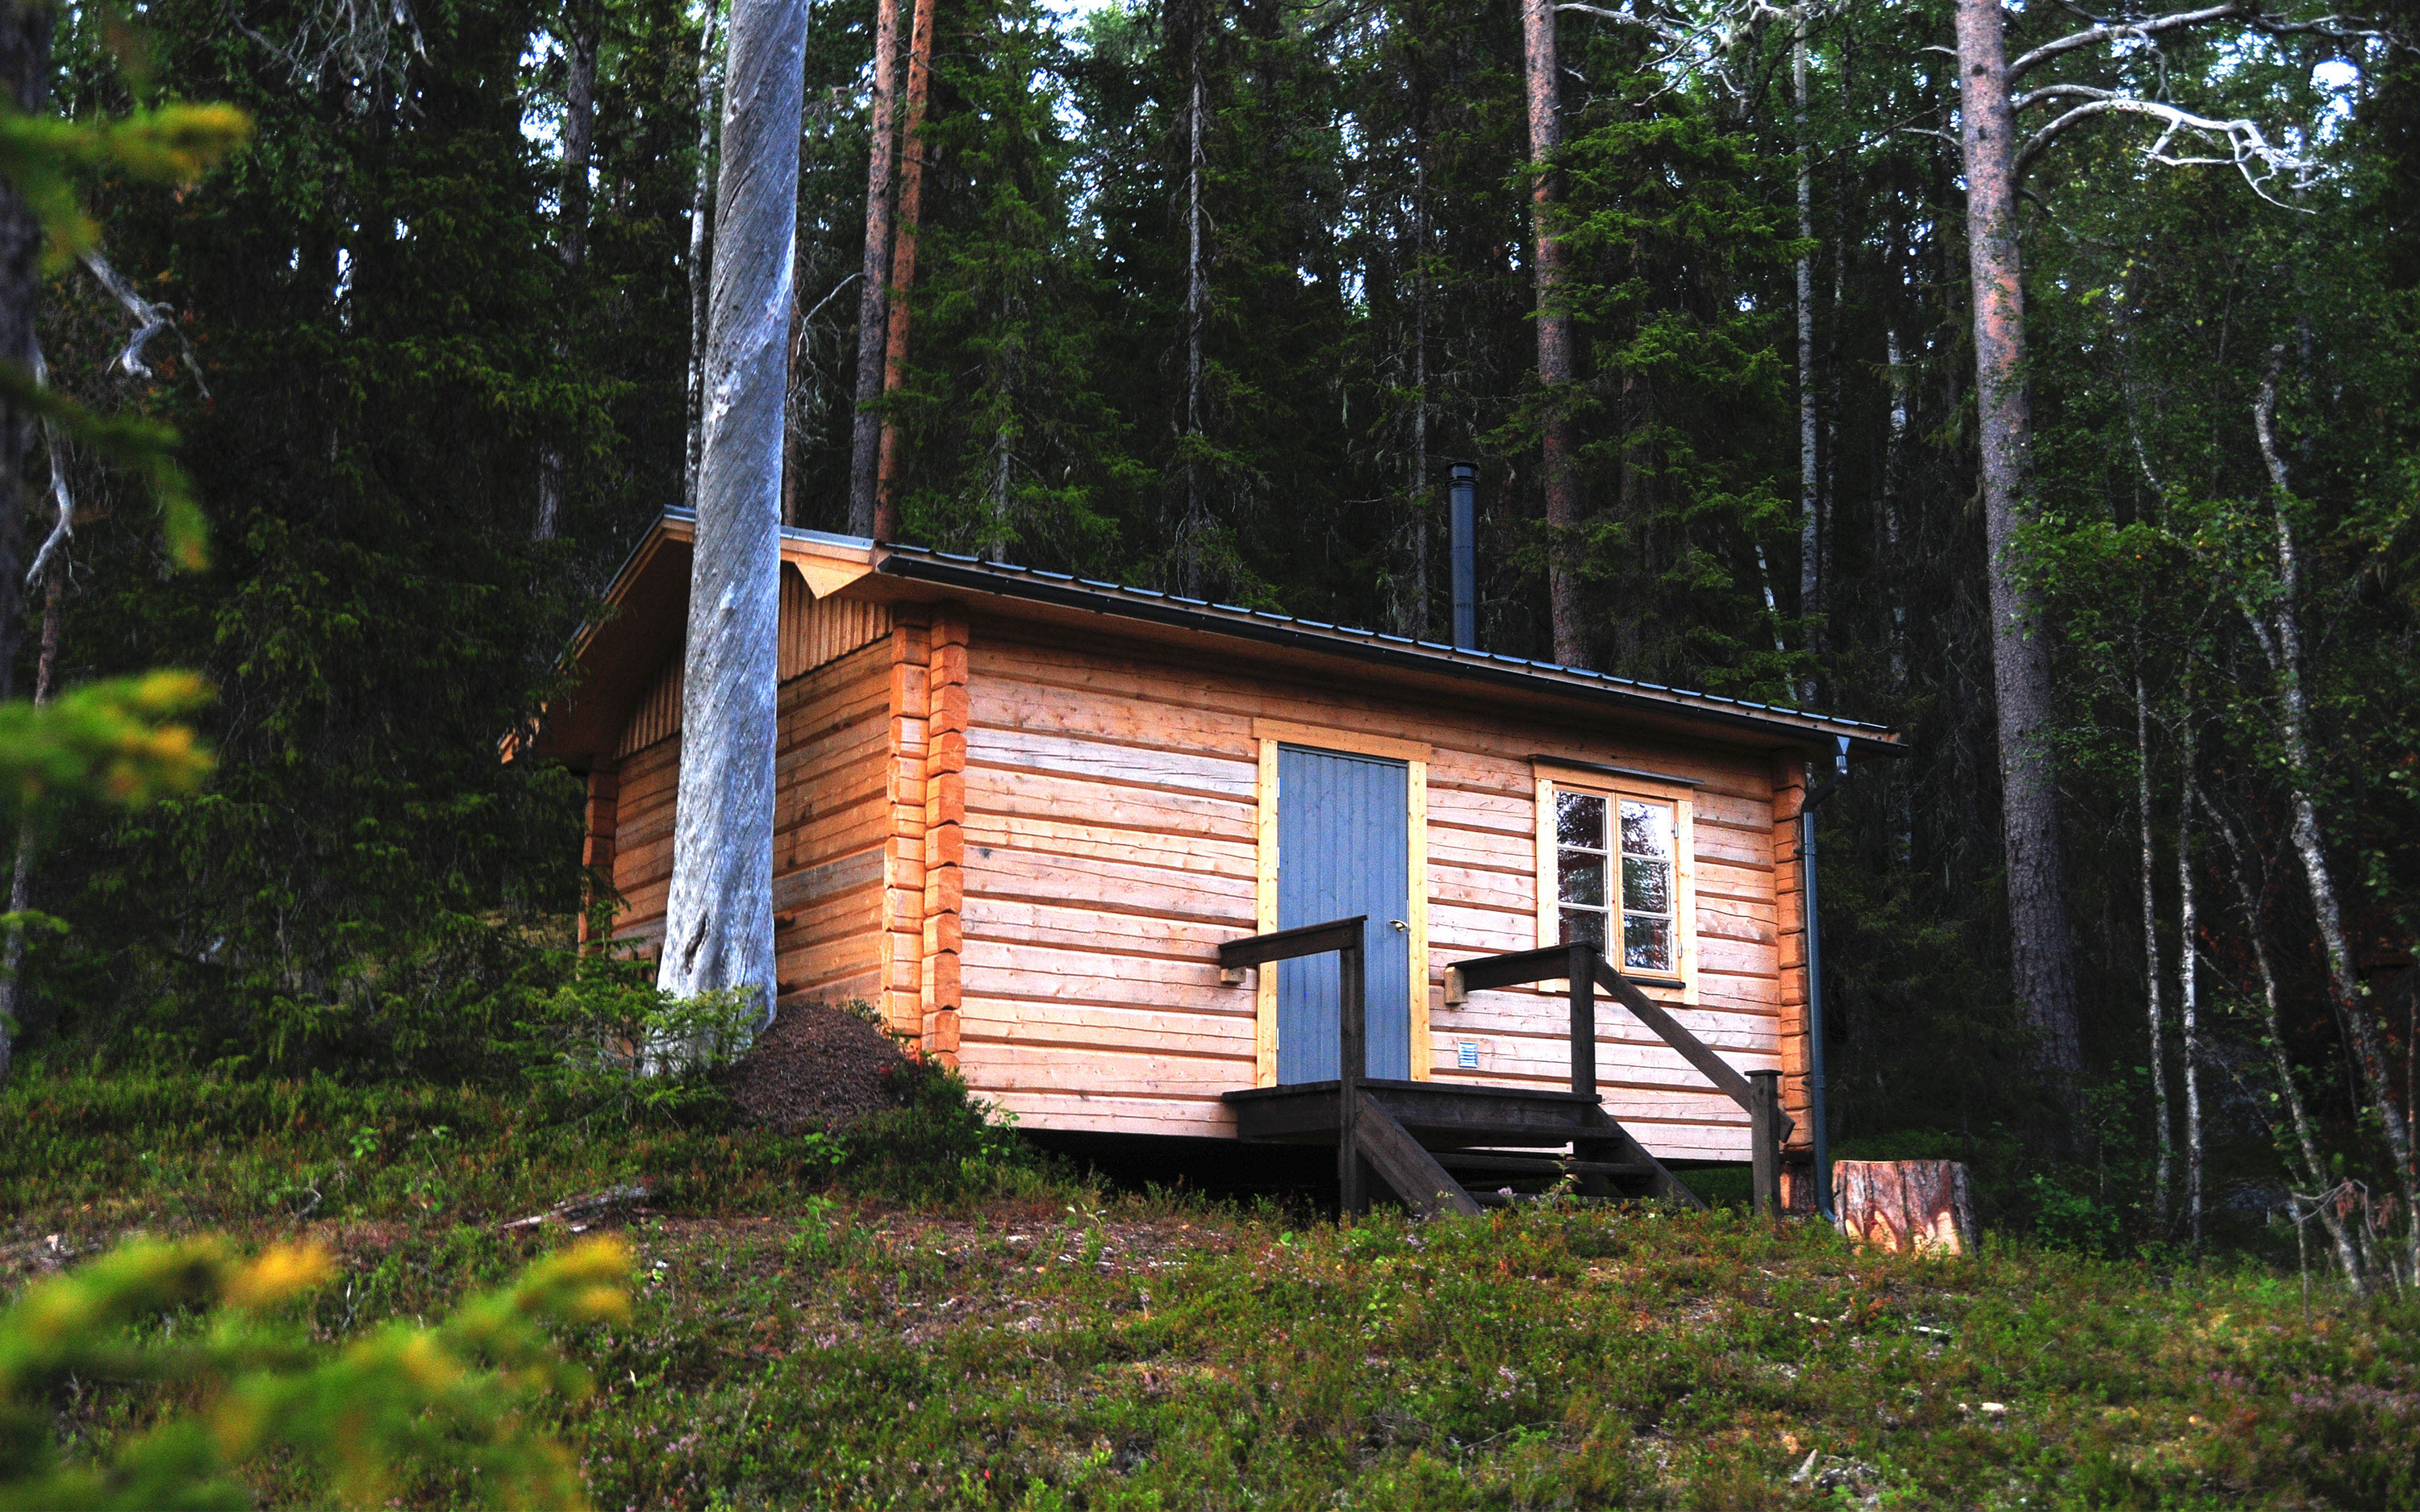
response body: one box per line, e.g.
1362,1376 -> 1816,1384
0,671 -> 211,811
515,959 -> 762,1124
0,1232 -> 628,1510
0,100 -> 248,268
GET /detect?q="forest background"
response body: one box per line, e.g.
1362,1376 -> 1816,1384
3,0 -> 2418,1275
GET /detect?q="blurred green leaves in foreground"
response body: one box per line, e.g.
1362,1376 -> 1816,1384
0,1234 -> 630,1510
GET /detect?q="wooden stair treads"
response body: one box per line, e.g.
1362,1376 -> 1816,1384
1433,1152 -> 1659,1178
1353,1094 -> 1482,1218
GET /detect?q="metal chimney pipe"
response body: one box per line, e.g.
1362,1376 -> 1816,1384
1449,462 -> 1478,650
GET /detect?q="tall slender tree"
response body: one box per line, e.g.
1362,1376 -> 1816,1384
536,0 -> 601,542
846,0 -> 902,535
1519,0 -> 1585,668
657,0 -> 810,1021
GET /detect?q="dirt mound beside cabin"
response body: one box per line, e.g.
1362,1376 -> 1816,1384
724,1000 -> 912,1133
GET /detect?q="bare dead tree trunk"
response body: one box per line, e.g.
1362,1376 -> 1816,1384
845,0 -> 902,535
2203,785 -> 2368,1291
871,0 -> 936,544
2136,664 -> 2172,1226
2249,344 -> 2420,1279
1406,156 -> 1429,639
1519,0 -> 1584,669
2176,709 -> 2202,1249
1793,11 -> 1817,700
1955,0 -> 2082,1102
683,2 -> 725,514
1882,327 -> 1908,697
536,0 -> 601,543
1176,25 -> 1208,601
658,0 -> 808,1027
0,568 -> 60,1089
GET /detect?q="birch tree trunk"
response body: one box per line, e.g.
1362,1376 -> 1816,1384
536,0 -> 600,543
682,3 -> 725,514
1518,0 -> 1584,669
870,0 -> 937,543
1955,0 -> 2082,1099
2248,344 -> 2420,1279
0,570 -> 61,1089
845,0 -> 902,535
2176,713 -> 2202,1249
2203,785 -> 2368,1291
657,0 -> 809,1025
2136,665 -> 2172,1225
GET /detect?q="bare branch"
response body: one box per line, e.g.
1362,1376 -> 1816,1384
25,347 -> 71,590
2009,2 -> 2247,81
77,248 -> 211,399
2017,96 -> 2318,204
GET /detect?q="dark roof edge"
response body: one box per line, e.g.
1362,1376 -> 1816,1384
873,549 -> 1903,757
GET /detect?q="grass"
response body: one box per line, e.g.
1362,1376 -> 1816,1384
7,1069 -> 2419,1509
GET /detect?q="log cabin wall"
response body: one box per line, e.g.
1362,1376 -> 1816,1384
949,610 -> 1800,1161
607,576 -> 896,1001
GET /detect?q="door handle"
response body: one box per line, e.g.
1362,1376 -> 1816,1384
1390,918 -> 1408,931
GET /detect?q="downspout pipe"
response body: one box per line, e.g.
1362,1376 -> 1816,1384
1449,462 -> 1479,651
1800,735 -> 1852,1223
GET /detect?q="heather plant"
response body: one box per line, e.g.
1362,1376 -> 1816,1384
0,1234 -> 629,1510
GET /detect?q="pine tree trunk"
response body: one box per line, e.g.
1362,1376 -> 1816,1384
657,0 -> 808,1027
1834,1160 -> 1978,1255
0,5 -> 57,704
536,0 -> 601,543
2137,665 -> 2172,1226
872,0 -> 937,543
1406,157 -> 1429,639
1793,15 -> 1818,699
1518,0 -> 1583,669
0,569 -> 60,1089
682,3 -> 725,514
1954,0 -> 2083,1099
2249,345 -> 2420,1280
845,0 -> 903,536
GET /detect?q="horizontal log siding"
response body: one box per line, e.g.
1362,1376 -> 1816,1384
953,625 -> 1784,1159
609,633 -> 895,1007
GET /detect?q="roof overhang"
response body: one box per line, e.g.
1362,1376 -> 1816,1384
524,510 -> 1902,765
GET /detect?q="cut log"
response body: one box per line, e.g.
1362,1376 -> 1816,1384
1834,1160 -> 1977,1256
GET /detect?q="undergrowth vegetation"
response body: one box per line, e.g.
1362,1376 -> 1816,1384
7,1071 -> 2418,1509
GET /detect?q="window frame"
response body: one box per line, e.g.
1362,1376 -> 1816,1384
1533,763 -> 1698,1002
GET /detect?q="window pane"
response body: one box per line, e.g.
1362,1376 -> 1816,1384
1624,914 -> 1673,974
1623,856 -> 1671,914
1557,792 -> 1608,850
1558,849 -> 1606,907
1560,907 -> 1605,948
1619,799 -> 1671,859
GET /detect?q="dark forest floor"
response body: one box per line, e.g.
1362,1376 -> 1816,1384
6,1072 -> 2418,1509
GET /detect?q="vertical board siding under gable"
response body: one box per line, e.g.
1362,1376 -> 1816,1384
615,573 -> 893,758
948,623 -> 1789,1161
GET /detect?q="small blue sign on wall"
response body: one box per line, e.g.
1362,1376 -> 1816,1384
1456,1039 -> 1481,1069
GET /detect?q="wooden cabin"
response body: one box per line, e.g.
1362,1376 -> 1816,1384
529,510 -> 1899,1206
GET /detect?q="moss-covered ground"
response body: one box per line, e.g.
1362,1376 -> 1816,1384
6,1072 -> 2417,1509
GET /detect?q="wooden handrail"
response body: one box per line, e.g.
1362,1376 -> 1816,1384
1221,917 -> 1370,1212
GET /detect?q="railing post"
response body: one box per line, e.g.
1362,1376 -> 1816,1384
1567,943 -> 1597,1100
1337,936 -> 1366,1216
1748,1068 -> 1783,1216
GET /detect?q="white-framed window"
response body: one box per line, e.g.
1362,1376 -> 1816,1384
1533,764 -> 1696,995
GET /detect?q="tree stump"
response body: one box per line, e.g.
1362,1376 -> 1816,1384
1833,1160 -> 1977,1256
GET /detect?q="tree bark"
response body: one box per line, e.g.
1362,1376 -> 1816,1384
682,3 -> 725,514
1834,1160 -> 1979,1255
1955,0 -> 2082,1098
2203,785 -> 2368,1291
536,0 -> 601,543
2248,344 -> 2419,1279
1518,0 -> 1584,669
0,568 -> 60,1089
2136,665 -> 2172,1225
657,0 -> 808,1027
2176,710 -> 2202,1249
1177,32 -> 1208,601
871,0 -> 937,543
1793,13 -> 1818,700
845,0 -> 903,536
0,4 -> 58,704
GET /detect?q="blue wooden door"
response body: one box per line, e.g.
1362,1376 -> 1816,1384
1275,745 -> 1412,1083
